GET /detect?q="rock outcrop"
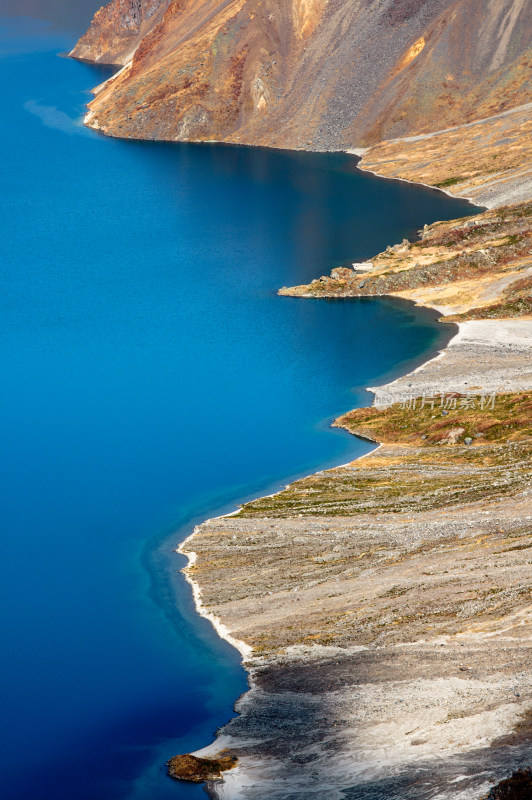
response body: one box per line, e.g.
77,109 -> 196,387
483,767 -> 532,800
167,753 -> 237,782
70,0 -> 171,65
72,0 -> 532,148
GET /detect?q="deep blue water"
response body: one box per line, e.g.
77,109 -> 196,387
0,13 -> 478,800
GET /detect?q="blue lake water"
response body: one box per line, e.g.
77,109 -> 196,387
0,13 -> 479,800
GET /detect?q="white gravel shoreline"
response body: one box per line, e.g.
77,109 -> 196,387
373,318 -> 532,405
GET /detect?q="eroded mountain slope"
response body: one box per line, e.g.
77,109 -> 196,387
72,0 -> 532,149
71,0 -> 172,65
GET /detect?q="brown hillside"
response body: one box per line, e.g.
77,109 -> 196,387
72,0 -> 532,149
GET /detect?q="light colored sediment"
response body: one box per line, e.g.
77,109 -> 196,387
178,529 -> 253,660
209,641 -> 532,800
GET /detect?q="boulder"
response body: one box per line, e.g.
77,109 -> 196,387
482,768 -> 532,800
167,753 -> 237,783
331,267 -> 354,279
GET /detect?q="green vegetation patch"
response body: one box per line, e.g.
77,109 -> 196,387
338,392 -> 532,446
236,394 -> 532,519
434,176 -> 463,188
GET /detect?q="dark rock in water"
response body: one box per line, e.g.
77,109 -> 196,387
167,753 -> 237,783
482,768 -> 532,799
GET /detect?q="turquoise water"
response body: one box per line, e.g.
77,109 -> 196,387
0,13 -> 479,800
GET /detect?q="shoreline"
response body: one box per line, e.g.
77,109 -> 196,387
67,13 -> 532,797
344,146 -> 486,210
174,182 -> 532,797
176,298 -> 460,662
178,525 -> 253,661
70,46 -> 532,798
173,297 -> 490,771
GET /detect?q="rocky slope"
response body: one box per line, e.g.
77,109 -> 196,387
72,0 -> 531,149
71,0 -> 171,65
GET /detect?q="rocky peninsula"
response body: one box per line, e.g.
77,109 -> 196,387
70,1 -> 532,797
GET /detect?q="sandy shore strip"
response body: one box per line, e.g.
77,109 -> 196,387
178,527 -> 253,660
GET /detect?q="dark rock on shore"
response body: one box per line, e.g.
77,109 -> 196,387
482,768 -> 532,799
167,752 -> 237,783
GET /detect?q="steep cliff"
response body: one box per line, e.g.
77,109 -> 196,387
74,0 -> 531,148
70,0 -> 172,65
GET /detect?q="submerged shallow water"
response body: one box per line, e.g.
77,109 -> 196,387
0,14 -> 478,800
